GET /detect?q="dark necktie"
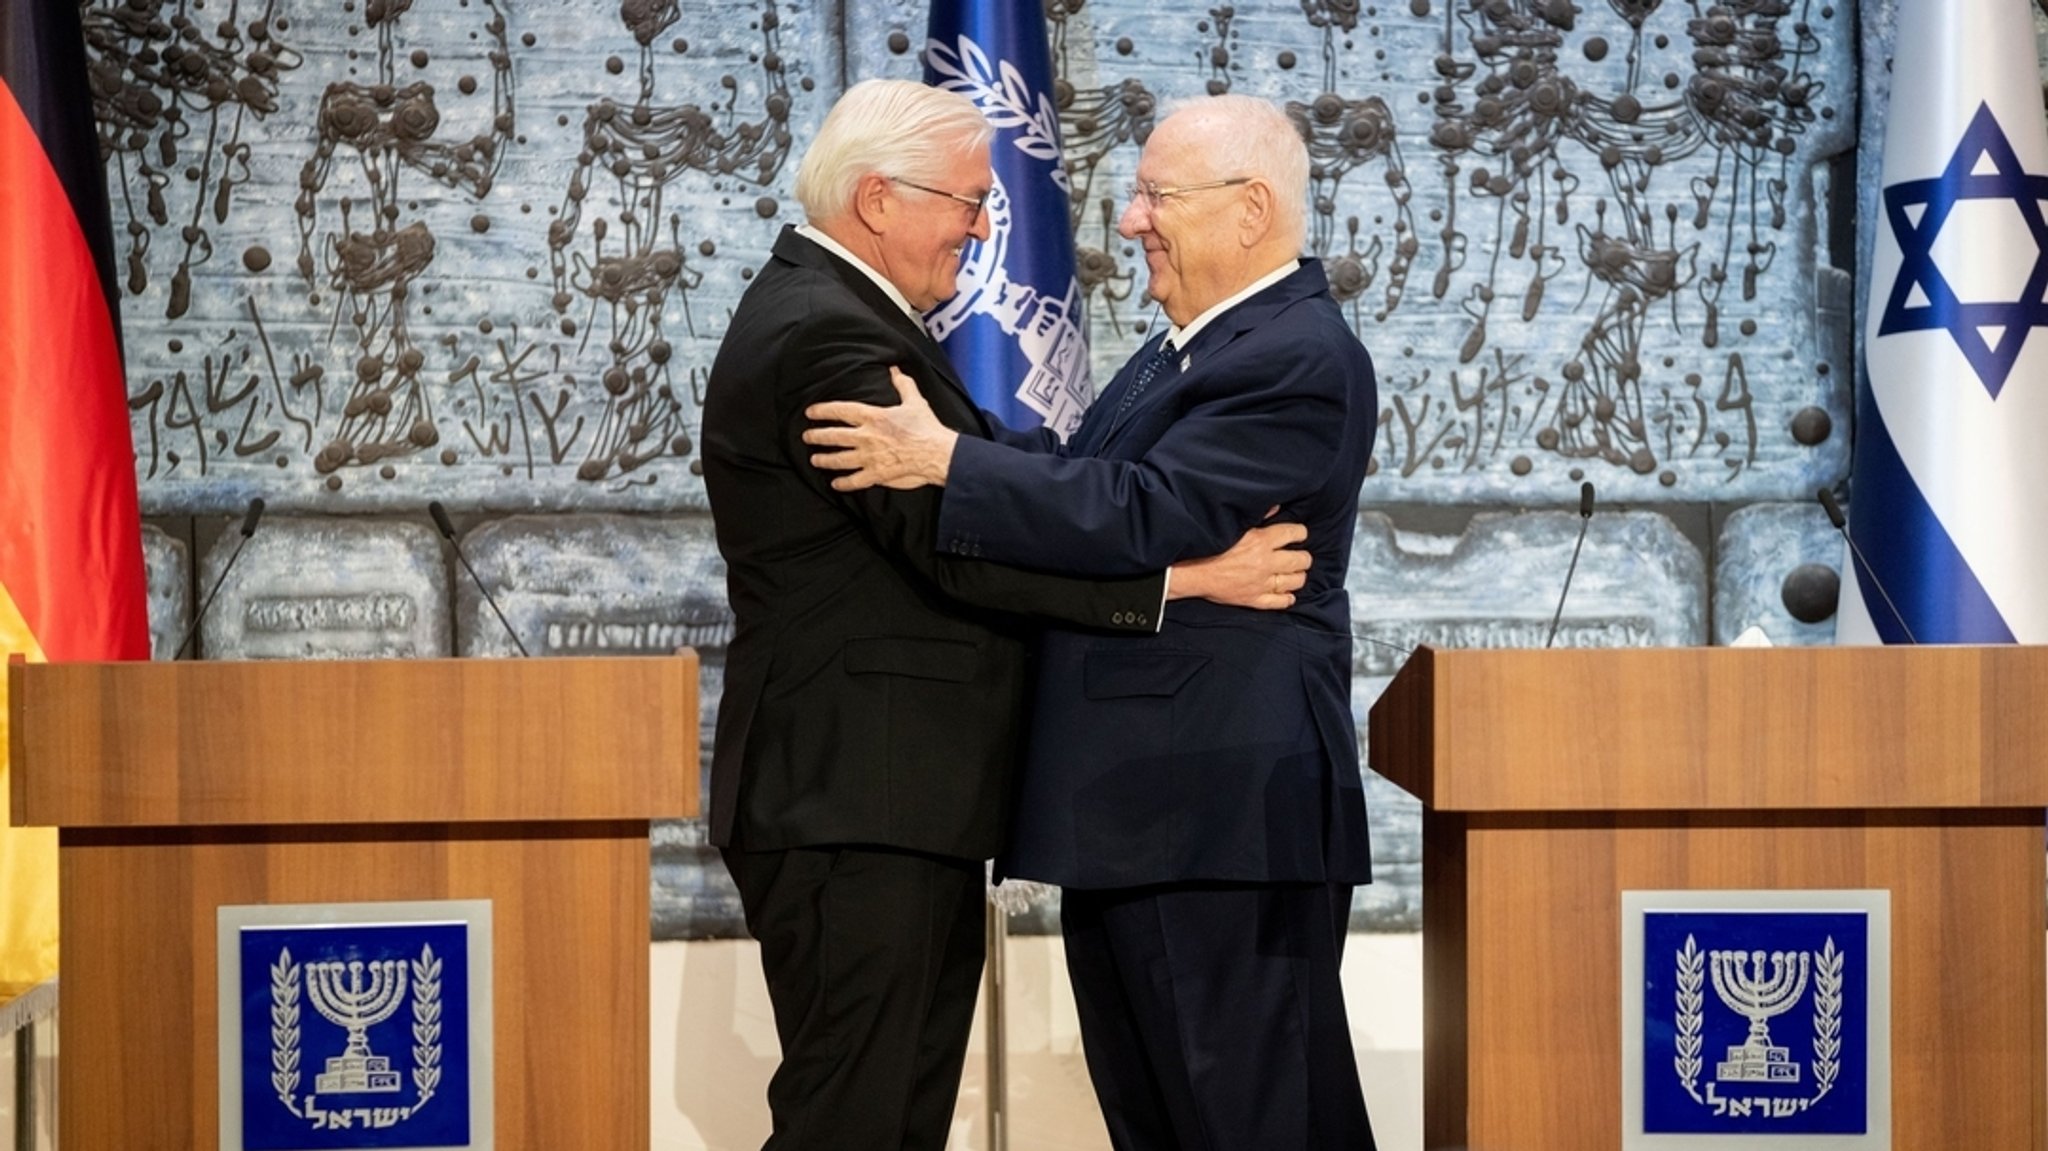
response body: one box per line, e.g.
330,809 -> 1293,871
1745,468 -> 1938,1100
1109,338 -> 1175,434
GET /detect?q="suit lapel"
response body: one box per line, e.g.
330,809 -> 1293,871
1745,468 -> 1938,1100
1082,261 -> 1331,457
771,227 -> 980,419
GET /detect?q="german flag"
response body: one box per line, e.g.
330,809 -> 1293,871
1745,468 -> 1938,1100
1,0 -> 150,990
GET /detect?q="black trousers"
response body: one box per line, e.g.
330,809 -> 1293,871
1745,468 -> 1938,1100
1061,882 -> 1377,1151
722,844 -> 985,1151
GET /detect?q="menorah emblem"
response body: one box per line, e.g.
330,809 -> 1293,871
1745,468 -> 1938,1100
307,958 -> 409,1094
1708,948 -> 1811,1083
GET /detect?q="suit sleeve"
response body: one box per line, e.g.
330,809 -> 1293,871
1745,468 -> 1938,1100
779,305 -> 1165,631
982,414 -> 1063,454
936,323 -> 1362,576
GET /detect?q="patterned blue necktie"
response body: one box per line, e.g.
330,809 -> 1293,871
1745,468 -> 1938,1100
1109,338 -> 1175,434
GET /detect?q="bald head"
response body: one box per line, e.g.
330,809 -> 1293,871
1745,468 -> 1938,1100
1119,96 -> 1310,325
1152,96 -> 1309,252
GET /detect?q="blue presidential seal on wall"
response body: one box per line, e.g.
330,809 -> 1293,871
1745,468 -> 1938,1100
219,901 -> 494,1151
1621,890 -> 1891,1150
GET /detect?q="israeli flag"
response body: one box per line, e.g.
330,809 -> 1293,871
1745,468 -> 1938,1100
1847,0 -> 2048,643
923,0 -> 1092,436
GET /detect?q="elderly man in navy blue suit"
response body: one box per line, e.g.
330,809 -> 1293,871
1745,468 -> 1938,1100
806,94 -> 1380,1150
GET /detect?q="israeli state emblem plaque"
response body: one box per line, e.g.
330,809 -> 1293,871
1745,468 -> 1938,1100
218,900 -> 494,1150
1621,890 -> 1890,1150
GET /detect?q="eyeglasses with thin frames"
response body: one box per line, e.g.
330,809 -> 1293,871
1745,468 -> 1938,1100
1126,177 -> 1252,210
890,177 -> 989,218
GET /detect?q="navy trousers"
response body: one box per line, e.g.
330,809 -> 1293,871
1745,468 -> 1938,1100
1061,882 -> 1377,1150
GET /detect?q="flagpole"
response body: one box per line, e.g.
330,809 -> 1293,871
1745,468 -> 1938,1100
14,1022 -> 32,1149
983,899 -> 1008,1151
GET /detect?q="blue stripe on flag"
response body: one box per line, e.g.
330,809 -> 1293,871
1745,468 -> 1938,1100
1848,385 -> 2016,644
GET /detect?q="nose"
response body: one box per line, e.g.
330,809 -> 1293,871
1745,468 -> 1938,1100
1117,194 -> 1148,239
969,203 -> 991,242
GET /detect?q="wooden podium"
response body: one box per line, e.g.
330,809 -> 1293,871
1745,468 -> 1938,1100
7,654 -> 697,1149
1370,644 -> 2048,1150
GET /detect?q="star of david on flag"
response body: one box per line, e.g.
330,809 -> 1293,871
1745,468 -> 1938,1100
1876,104 -> 2048,400
921,0 -> 1093,437
1843,0 -> 2048,644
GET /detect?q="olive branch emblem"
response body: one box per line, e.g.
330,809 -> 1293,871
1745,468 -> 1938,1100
925,34 -> 1072,196
1811,937 -> 1843,1098
271,948 -> 304,1116
413,944 -> 444,1106
1674,935 -> 1705,1101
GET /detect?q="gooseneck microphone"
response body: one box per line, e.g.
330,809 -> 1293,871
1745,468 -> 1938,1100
173,497 -> 264,660
429,501 -> 530,657
1817,488 -> 1918,645
1545,481 -> 1595,649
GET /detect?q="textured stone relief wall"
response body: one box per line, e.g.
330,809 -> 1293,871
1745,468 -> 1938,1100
102,0 -> 1899,936
196,517 -> 450,658
856,0 -> 1857,501
95,0 -> 823,513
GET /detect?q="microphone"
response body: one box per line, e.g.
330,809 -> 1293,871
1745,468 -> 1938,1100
1817,488 -> 1918,644
429,501 -> 530,657
172,497 -> 264,660
1356,633 -> 1415,659
1544,481 -> 1594,649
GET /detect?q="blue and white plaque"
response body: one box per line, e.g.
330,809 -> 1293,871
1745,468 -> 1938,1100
218,900 -> 495,1150
1621,889 -> 1890,1150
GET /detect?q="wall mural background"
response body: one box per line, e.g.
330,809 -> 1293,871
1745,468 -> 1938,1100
83,0 -> 1979,935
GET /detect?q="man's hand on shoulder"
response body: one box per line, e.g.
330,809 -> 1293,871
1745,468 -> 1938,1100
1168,515 -> 1311,610
804,366 -> 960,491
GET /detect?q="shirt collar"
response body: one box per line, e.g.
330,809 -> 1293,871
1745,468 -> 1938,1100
1163,260 -> 1299,358
796,223 -> 924,326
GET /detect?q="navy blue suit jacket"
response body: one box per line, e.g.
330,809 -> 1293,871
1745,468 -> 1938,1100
938,260 -> 1380,888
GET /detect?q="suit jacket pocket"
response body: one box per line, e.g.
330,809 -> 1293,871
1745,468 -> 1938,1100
843,635 -> 980,682
1083,649 -> 1209,699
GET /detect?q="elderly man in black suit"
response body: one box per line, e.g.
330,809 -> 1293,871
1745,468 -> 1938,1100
699,79 -> 1307,1151
806,94 -> 1382,1150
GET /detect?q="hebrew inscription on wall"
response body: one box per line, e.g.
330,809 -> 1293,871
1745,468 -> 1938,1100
855,0 -> 1858,505
198,516 -> 449,659
94,0 -> 824,514
100,0 -> 1858,515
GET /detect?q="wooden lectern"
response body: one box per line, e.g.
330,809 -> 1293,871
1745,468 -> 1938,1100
1371,644 -> 2048,1150
7,654 -> 697,1149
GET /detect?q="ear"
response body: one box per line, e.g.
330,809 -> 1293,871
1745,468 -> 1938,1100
1238,179 -> 1276,248
850,172 -> 895,235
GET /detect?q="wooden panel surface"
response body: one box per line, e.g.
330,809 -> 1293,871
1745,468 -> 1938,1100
9,654 -> 697,827
1371,645 -> 2048,811
1425,810 -> 2046,1150
56,823 -> 652,1150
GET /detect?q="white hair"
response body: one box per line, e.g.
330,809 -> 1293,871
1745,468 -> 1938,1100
794,79 -> 994,220
1162,94 -> 1311,249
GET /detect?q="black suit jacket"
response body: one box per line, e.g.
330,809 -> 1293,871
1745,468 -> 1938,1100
700,226 -> 1164,861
